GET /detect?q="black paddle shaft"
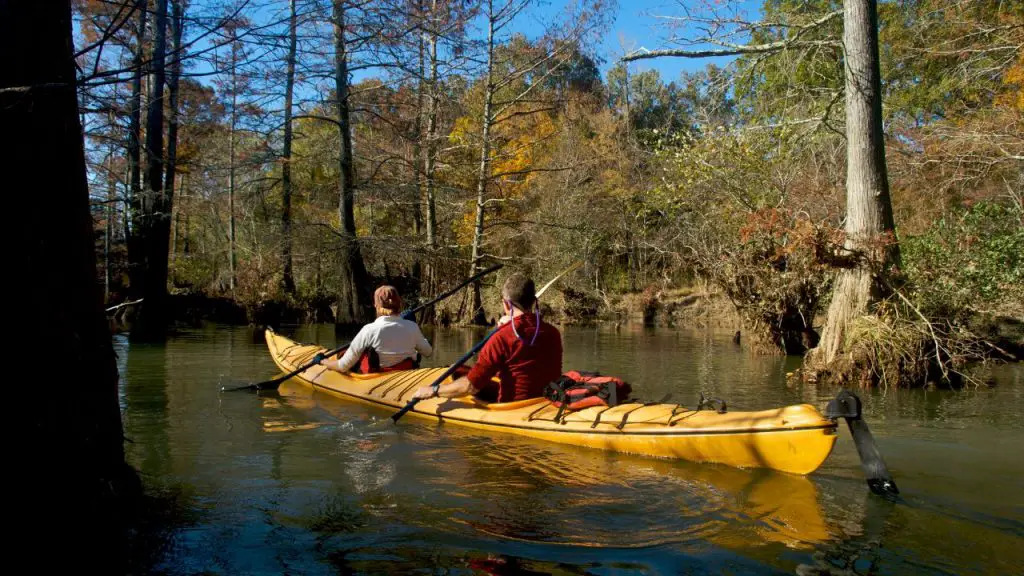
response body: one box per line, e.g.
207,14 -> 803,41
391,324 -> 505,423
826,390 -> 899,498
402,264 -> 503,322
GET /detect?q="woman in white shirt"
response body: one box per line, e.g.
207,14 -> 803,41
320,285 -> 432,373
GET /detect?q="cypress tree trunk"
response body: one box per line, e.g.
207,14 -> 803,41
126,0 -> 148,298
467,0 -> 496,326
411,1 -> 425,281
333,0 -> 370,327
133,0 -> 169,339
105,111 -> 117,303
3,1 -> 136,569
281,0 -> 297,295
228,29 -> 239,293
806,0 -> 900,375
421,0 -> 441,323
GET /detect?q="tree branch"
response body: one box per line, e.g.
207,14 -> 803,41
622,10 -> 842,62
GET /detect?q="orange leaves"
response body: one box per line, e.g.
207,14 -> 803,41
738,208 -> 853,269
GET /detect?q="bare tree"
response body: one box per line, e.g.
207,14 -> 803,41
164,0 -> 184,215
281,0 -> 299,295
126,0 -> 148,294
134,0 -> 170,339
466,0 -> 500,325
226,20 -> 242,292
465,0 -> 604,324
423,0 -> 441,257
333,0 -> 371,326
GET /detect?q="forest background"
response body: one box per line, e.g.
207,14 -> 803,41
77,0 -> 1022,385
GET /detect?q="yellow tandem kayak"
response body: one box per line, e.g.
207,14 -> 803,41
265,329 -> 838,475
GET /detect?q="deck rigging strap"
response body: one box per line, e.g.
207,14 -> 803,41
589,405 -> 616,429
395,368 -> 448,401
367,371 -> 407,395
696,392 -> 727,414
293,347 -> 324,366
526,401 -> 553,422
380,371 -> 424,398
279,343 -> 304,358
668,404 -> 693,426
615,398 -> 669,431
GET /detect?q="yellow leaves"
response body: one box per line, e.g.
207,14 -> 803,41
998,52 -> 1024,111
453,204 -> 477,245
448,116 -> 474,145
490,111 -> 556,198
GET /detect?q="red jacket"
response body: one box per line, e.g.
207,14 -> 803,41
467,314 -> 563,402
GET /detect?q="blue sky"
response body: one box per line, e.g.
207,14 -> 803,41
509,0 -> 764,83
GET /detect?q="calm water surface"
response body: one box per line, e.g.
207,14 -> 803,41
119,324 -> 1024,575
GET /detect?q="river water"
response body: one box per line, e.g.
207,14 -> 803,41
118,324 -> 1023,574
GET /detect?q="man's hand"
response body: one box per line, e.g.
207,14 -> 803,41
412,386 -> 438,400
497,314 -> 512,326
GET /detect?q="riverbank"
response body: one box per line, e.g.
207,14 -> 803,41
107,289 -> 1022,366
107,287 -> 742,331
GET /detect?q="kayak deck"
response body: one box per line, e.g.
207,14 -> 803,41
265,330 -> 838,475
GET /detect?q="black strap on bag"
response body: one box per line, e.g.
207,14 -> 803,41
547,380 -> 571,423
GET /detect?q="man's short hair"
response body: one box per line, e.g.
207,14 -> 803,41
502,273 -> 536,310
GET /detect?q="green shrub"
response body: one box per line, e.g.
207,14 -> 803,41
902,201 -> 1024,317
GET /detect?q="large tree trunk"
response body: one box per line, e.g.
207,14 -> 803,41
163,0 -> 182,203
806,0 -> 900,372
281,0 -> 297,295
162,0 -> 182,218
126,0 -> 148,298
134,0 -> 170,340
424,5 -> 439,253
228,30 -> 239,293
3,1 -> 136,569
171,178 -> 181,267
467,0 -> 496,326
420,0 -> 441,323
411,4 -> 425,282
333,0 -> 370,327
105,111 -> 117,303
165,1 -> 183,277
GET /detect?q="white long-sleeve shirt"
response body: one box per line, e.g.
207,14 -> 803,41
335,315 -> 433,372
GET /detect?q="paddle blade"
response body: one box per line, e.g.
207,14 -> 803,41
221,371 -> 291,393
536,260 -> 583,298
826,390 -> 899,498
221,382 -> 258,393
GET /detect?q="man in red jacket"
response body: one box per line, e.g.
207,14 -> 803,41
412,273 -> 562,402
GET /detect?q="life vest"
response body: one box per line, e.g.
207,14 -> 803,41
545,370 -> 632,422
